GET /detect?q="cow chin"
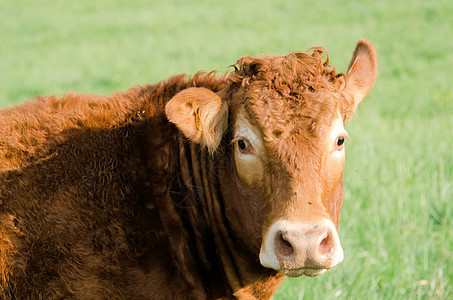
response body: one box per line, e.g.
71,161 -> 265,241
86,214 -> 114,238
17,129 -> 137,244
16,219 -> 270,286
279,268 -> 327,278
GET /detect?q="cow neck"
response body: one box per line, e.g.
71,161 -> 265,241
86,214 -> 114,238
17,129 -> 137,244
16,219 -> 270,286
149,136 -> 229,298
175,138 -> 283,298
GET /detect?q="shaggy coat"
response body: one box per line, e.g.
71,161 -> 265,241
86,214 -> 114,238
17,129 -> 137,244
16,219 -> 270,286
0,40 -> 377,299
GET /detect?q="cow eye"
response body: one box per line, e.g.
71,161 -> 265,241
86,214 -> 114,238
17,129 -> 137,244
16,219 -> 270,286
334,133 -> 350,151
238,139 -> 247,150
236,138 -> 253,154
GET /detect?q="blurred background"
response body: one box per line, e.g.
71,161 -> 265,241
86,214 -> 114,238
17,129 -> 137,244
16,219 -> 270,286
1,0 -> 452,298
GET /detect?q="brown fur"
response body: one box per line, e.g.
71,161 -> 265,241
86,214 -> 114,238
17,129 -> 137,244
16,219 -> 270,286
0,41 -> 376,299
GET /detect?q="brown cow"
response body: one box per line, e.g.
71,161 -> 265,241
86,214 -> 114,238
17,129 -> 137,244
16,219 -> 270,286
0,40 -> 377,299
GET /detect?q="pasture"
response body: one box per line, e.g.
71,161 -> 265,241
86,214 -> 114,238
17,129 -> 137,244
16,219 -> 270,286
1,0 -> 452,298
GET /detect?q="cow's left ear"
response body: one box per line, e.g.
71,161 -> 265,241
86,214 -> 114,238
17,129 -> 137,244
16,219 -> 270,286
165,87 -> 228,154
342,39 -> 378,120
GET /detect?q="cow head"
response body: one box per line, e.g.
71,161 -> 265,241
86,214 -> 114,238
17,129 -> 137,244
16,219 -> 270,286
166,40 -> 377,277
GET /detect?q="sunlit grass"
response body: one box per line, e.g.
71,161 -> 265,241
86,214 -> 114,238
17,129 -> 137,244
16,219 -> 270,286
1,0 -> 452,298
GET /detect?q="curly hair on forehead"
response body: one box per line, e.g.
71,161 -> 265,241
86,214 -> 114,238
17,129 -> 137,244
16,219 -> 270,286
228,47 -> 347,98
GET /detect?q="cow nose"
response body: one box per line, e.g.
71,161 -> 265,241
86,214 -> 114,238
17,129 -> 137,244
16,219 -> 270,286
259,219 -> 343,277
275,225 -> 336,268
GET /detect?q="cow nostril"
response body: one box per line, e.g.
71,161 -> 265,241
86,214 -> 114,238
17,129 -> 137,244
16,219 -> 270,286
318,232 -> 333,256
281,234 -> 292,248
275,232 -> 294,257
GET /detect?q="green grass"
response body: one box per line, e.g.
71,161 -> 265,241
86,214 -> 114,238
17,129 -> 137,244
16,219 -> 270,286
1,0 -> 452,298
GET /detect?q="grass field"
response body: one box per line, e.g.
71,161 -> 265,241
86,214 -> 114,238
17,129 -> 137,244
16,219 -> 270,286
1,0 -> 452,298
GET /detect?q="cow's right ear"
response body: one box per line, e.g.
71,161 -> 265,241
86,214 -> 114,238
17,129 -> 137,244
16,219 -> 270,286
165,87 -> 228,154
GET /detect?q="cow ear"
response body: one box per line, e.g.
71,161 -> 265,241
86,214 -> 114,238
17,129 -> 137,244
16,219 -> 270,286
165,87 -> 228,154
342,39 -> 378,120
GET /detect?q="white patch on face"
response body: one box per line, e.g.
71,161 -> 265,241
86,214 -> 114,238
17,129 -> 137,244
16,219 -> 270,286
321,111 -> 349,197
326,112 -> 348,161
233,111 -> 266,188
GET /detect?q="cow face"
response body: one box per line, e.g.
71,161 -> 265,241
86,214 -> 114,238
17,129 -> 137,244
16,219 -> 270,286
166,40 -> 377,277
232,106 -> 348,277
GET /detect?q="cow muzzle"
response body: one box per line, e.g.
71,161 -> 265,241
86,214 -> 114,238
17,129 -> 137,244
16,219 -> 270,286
259,219 -> 344,277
